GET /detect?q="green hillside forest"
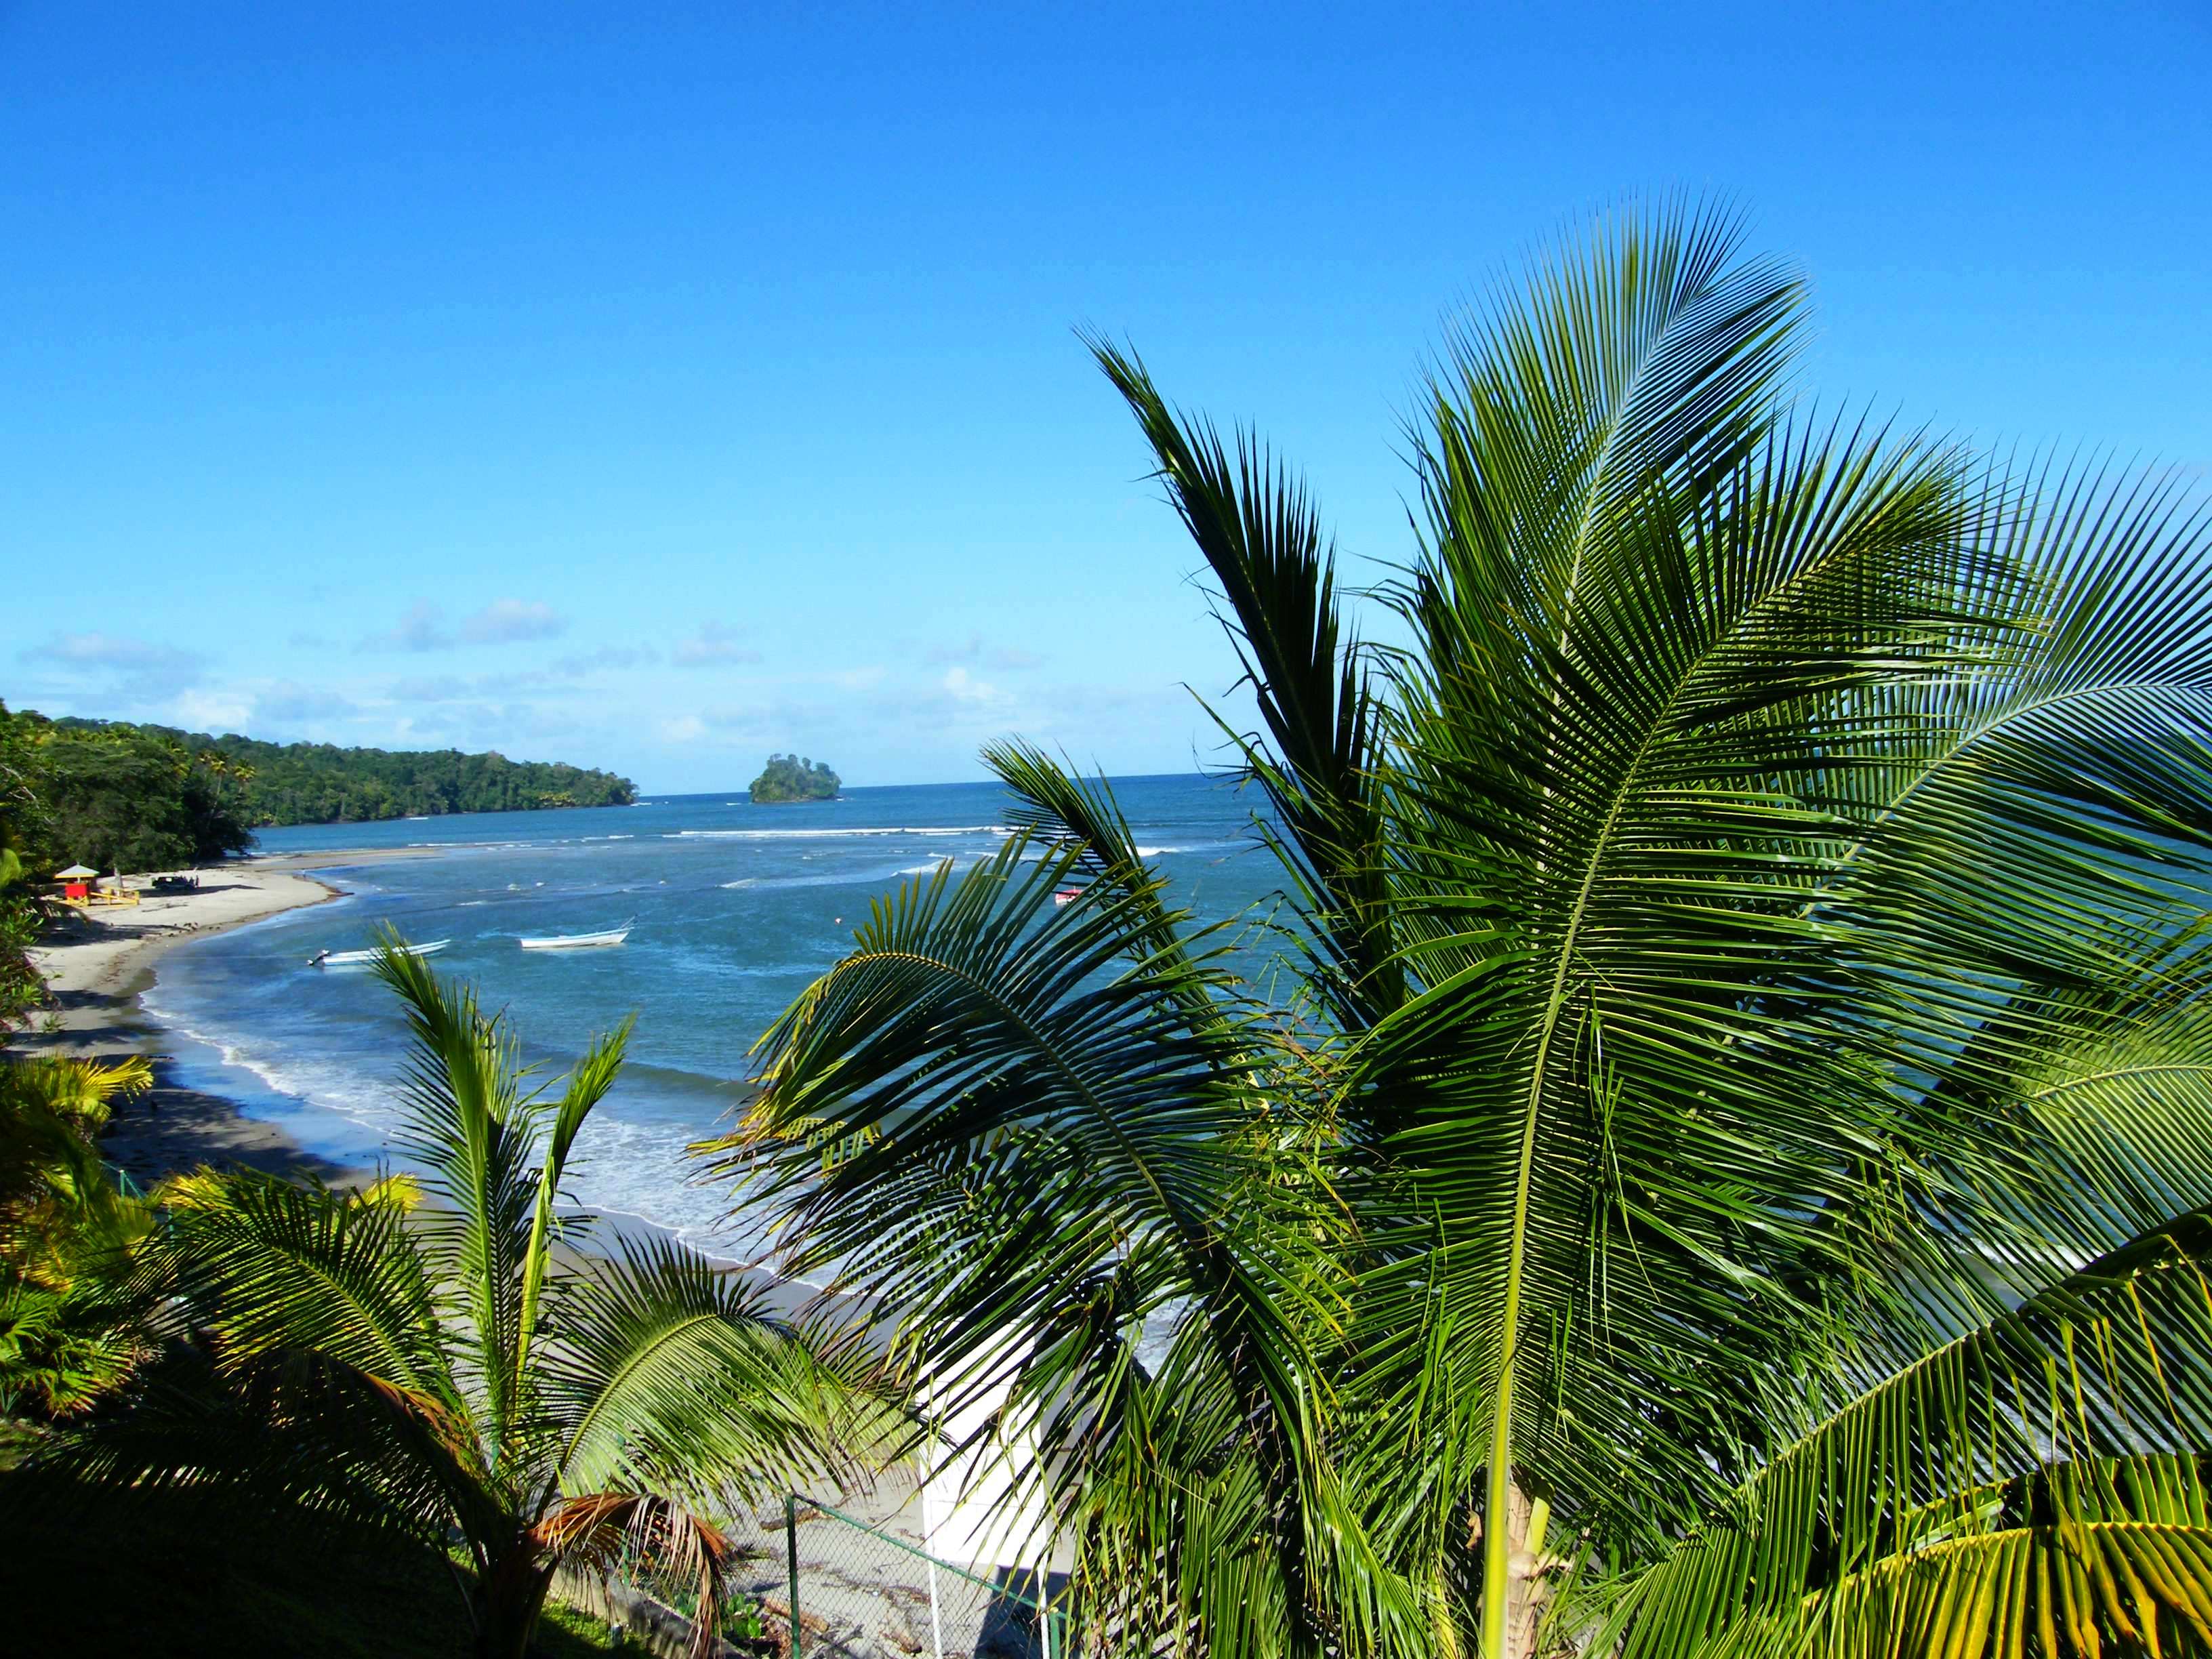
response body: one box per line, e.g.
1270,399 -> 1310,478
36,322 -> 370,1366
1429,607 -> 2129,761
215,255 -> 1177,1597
748,753 -> 840,803
0,704 -> 636,873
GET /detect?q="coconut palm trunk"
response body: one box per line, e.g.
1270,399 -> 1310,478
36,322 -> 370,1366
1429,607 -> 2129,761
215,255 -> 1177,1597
473,1549 -> 557,1659
712,205 -> 2212,1658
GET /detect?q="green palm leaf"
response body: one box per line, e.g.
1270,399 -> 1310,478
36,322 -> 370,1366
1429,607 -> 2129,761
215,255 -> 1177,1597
1603,1211 -> 2212,1659
543,1233 -> 876,1508
153,1169 -> 459,1406
373,934 -> 544,1454
1088,336 -> 1400,1021
714,835 -> 1399,1653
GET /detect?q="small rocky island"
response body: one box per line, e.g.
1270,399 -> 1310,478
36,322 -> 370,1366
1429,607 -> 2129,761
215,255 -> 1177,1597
749,754 -> 840,804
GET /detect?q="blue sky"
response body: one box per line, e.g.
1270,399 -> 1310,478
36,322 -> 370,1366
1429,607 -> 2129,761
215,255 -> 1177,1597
3,1 -> 2206,791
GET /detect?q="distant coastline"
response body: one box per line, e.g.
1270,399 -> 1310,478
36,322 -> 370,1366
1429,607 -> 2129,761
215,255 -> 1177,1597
251,793 -> 636,830
13,708 -> 638,834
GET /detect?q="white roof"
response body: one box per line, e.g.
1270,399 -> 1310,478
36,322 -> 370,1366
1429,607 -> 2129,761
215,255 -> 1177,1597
55,863 -> 99,880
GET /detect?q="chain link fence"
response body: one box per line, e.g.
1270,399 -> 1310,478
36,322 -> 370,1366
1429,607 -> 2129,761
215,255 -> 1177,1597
667,1492 -> 1068,1659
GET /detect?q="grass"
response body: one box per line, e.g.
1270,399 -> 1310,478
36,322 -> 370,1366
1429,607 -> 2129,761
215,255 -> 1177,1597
0,1448 -> 623,1658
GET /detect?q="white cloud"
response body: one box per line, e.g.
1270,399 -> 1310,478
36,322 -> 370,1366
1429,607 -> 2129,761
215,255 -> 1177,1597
940,665 -> 1010,708
170,688 -> 256,733
21,632 -> 203,673
925,634 -> 1042,672
256,682 -> 359,722
660,714 -> 708,743
18,631 -> 211,709
390,676 -> 473,703
548,644 -> 657,676
672,621 -> 762,668
926,633 -> 984,665
359,600 -> 451,653
461,598 -> 567,644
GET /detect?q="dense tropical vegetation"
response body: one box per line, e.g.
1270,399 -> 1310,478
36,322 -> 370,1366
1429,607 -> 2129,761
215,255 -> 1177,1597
749,753 -> 840,803
0,1050 -> 153,1419
0,1480 -> 632,1658
713,207 -> 2212,1658
1,706 -> 636,857
0,710 -> 159,1425
0,705 -> 47,1030
49,941 -> 884,1659
168,724 -> 640,824
3,705 -> 256,872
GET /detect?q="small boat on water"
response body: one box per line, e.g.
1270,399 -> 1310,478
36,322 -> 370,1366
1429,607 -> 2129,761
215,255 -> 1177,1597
1052,888 -> 1082,907
518,920 -> 634,951
310,939 -> 449,968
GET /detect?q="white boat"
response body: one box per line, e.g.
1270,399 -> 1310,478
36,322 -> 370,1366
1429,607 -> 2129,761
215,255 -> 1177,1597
518,921 -> 633,951
310,939 -> 449,968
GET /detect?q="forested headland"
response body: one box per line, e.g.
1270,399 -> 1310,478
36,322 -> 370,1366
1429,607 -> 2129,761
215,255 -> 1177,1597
748,753 -> 840,803
0,704 -> 636,873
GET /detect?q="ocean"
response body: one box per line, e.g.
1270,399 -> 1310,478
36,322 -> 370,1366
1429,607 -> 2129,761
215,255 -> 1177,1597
142,775 -> 1282,1258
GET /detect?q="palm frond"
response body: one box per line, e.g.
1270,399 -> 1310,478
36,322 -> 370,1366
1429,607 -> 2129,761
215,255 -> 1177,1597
149,1166 -> 463,1418
534,1490 -> 735,1659
1601,1210 -> 2212,1659
1343,413 -> 2004,1613
0,1272 -> 148,1416
372,935 -> 543,1454
47,1337 -> 500,1553
541,1233 -> 882,1509
0,1052 -> 152,1129
1089,335 -> 1399,1022
710,840 -> 1370,1652
986,739 -> 1181,941
516,1014 -> 634,1394
2,1056 -> 155,1280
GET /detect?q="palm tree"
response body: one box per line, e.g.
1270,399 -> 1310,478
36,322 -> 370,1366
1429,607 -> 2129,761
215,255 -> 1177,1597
74,940 -> 884,1659
0,1051 -> 155,1418
707,205 -> 2212,1658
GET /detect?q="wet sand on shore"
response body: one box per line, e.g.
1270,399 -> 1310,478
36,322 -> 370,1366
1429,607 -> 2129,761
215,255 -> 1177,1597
18,863 -> 364,1188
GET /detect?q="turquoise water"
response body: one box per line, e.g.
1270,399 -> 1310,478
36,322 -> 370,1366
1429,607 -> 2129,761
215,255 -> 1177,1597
142,775 -> 1280,1254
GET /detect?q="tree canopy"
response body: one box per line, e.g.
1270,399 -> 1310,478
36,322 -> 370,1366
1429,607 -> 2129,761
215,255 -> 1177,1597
0,708 -> 636,865
747,754 -> 840,804
2,708 -> 253,874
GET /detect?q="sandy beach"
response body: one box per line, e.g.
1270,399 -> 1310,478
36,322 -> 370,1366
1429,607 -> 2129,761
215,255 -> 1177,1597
16,860 -> 364,1187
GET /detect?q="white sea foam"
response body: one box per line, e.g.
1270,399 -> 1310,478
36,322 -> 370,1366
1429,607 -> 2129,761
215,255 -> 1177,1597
672,825 -> 1008,840
140,989 -> 762,1253
562,1113 -> 766,1252
139,996 -> 401,1137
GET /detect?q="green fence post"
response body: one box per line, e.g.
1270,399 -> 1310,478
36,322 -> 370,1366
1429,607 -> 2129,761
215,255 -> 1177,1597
785,1492 -> 801,1659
